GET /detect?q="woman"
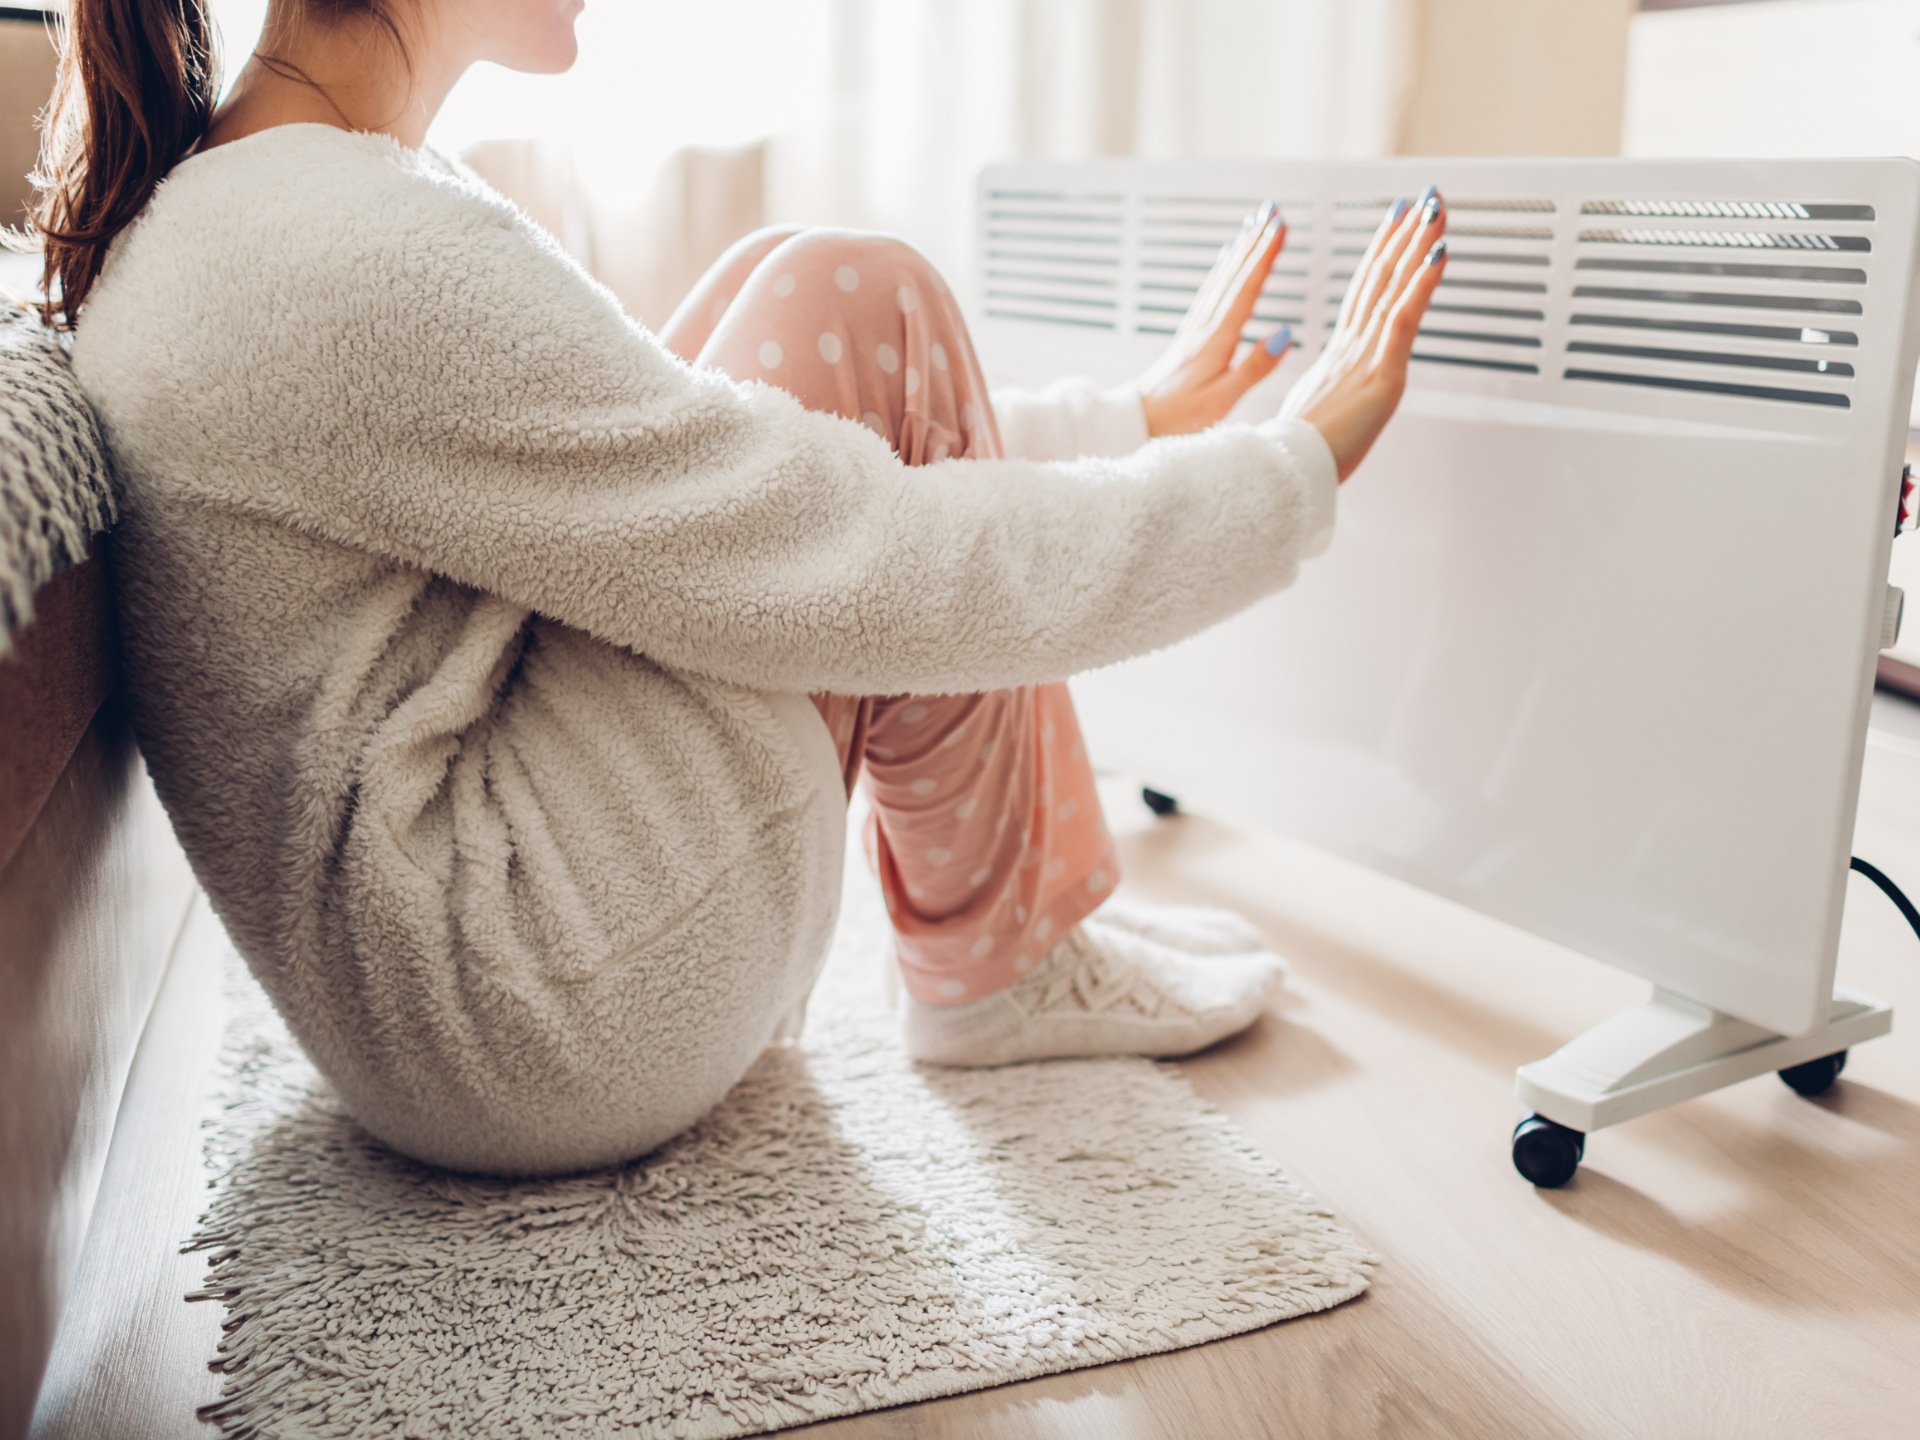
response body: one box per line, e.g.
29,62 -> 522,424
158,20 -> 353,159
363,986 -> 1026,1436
34,0 -> 1446,1175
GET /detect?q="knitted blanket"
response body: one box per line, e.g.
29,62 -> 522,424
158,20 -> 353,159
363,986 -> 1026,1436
0,304 -> 115,657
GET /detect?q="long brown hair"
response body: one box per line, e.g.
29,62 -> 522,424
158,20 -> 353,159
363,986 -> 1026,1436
28,0 -> 404,328
30,0 -> 219,327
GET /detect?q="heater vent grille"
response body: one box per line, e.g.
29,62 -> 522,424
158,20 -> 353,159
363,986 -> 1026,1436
978,167 -> 1898,422
1580,198 -> 1874,221
1580,227 -> 1869,252
1346,196 -> 1558,377
1134,194 -> 1318,341
1564,195 -> 1876,410
981,188 -> 1124,331
1448,225 -> 1555,241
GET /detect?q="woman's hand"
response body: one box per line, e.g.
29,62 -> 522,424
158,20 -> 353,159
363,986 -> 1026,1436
1282,187 -> 1449,481
1137,202 -> 1294,438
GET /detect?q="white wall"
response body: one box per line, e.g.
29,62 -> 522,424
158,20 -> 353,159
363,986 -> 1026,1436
1395,0 -> 1638,156
1624,0 -> 1920,159
1623,0 -> 1920,429
0,17 -> 56,230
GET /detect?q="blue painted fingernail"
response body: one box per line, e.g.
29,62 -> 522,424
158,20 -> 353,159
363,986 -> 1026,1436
1419,182 -> 1438,205
1421,193 -> 1442,223
1389,197 -> 1411,224
1425,239 -> 1448,266
1264,323 -> 1293,356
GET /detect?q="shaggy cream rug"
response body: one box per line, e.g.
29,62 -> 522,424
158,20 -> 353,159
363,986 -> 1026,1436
188,858 -> 1373,1438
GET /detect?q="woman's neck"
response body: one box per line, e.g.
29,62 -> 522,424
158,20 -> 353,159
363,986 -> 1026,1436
203,9 -> 471,151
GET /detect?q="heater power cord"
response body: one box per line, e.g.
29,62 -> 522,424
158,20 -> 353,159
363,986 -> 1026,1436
1850,856 -> 1920,947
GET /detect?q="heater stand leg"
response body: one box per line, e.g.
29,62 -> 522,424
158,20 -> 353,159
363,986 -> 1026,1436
1510,985 -> 1893,1186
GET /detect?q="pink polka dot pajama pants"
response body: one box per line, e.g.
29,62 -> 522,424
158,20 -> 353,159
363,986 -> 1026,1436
659,227 -> 1122,1006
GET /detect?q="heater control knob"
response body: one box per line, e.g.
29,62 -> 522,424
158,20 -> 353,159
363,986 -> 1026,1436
1883,586 -> 1906,651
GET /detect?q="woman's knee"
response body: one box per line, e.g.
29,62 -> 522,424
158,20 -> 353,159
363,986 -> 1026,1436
705,226 -> 990,459
662,226 -> 809,360
725,224 -> 808,272
758,228 -> 953,313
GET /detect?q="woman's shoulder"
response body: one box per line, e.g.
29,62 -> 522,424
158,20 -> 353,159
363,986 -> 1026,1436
184,123 -> 504,214
70,120 -> 710,460
86,126 -> 560,326
73,123 -> 604,389
142,125 -> 524,271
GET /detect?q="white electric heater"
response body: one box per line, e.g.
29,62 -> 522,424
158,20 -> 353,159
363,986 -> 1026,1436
974,157 -> 1920,1185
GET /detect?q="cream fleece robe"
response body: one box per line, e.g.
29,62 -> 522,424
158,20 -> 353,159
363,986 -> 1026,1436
71,125 -> 1336,1175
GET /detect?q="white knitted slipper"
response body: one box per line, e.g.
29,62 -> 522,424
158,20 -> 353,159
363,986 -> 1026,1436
1088,897 -> 1271,958
903,920 -> 1286,1068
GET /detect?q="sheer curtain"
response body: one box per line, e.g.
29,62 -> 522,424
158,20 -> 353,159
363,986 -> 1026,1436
800,0 -> 1408,294
210,0 -> 1409,326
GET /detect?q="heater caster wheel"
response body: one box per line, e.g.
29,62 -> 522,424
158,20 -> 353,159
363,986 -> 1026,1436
1779,1050 -> 1848,1097
1141,787 -> 1181,818
1512,1115 -> 1585,1188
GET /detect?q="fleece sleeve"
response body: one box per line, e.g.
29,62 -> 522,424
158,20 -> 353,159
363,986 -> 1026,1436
990,378 -> 1152,461
227,175 -> 1336,698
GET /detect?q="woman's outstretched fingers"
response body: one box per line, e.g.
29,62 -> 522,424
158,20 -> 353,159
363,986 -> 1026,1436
1379,237 -> 1448,366
1200,209 -> 1287,361
1346,189 -> 1429,333
1362,189 -> 1447,349
1138,200 -> 1290,436
1231,227 -> 1287,343
1376,187 -> 1442,318
1279,183 -> 1446,482
1179,201 -> 1278,346
1339,195 -> 1409,331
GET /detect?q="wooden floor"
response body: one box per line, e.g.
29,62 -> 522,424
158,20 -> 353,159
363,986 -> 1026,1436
33,699 -> 1920,1440
815,699 -> 1920,1440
